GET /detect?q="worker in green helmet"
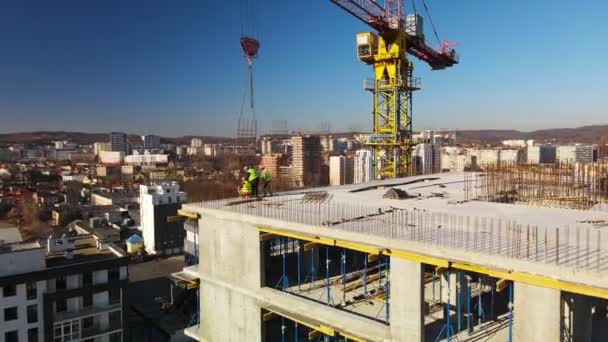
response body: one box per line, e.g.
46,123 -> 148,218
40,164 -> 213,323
239,176 -> 252,198
260,166 -> 272,197
245,166 -> 259,198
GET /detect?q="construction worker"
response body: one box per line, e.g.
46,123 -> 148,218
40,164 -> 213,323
260,166 -> 272,197
238,177 -> 252,198
246,166 -> 259,198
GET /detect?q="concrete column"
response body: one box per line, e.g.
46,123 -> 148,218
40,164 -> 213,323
514,282 -> 560,342
389,258 -> 424,342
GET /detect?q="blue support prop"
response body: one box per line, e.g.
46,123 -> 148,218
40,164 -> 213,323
434,269 -> 454,342
508,282 -> 513,342
432,271 -> 436,303
295,322 -> 298,342
297,241 -> 301,290
384,256 -> 390,323
467,277 -> 471,335
282,238 -> 288,290
326,247 -> 331,305
341,249 -> 346,303
281,316 -> 285,342
363,254 -> 368,295
457,271 -> 461,333
447,269 -> 451,341
491,280 -> 495,320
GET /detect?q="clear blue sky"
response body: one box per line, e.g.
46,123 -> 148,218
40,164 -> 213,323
1,0 -> 606,136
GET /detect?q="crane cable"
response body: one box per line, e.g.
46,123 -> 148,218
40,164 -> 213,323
421,0 -> 442,46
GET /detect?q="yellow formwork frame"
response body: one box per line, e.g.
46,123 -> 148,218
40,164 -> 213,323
257,227 -> 608,300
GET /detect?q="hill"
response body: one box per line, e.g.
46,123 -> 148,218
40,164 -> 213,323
452,125 -> 608,145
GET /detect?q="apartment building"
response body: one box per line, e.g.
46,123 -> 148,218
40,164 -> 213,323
0,232 -> 128,342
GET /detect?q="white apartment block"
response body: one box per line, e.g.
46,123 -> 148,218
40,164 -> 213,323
527,145 -> 557,164
0,233 -> 128,342
140,183 -> 187,256
354,149 -> 374,183
557,144 -> 593,163
329,156 -> 354,186
190,139 -> 203,149
124,152 -> 168,165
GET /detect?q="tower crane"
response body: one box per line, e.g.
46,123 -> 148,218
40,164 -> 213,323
329,0 -> 458,178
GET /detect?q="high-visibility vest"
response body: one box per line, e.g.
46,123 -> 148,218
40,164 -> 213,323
241,180 -> 252,193
247,168 -> 259,181
261,169 -> 272,182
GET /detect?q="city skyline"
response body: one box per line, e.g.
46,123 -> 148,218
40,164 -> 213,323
1,0 -> 607,136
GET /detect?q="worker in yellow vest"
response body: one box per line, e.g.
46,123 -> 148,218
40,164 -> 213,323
260,166 -> 272,197
238,177 -> 252,198
245,166 -> 259,198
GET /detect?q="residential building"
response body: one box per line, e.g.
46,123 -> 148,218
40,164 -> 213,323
140,183 -> 187,256
191,139 -> 203,149
93,143 -> 111,157
0,233 -> 128,342
320,135 -> 334,153
412,143 -> 440,174
290,135 -> 321,188
527,145 -> 557,164
142,135 -> 161,150
499,149 -> 522,165
353,148 -> 374,183
329,156 -> 354,186
99,151 -> 124,165
557,145 -> 593,163
124,152 -> 169,166
109,132 -> 128,155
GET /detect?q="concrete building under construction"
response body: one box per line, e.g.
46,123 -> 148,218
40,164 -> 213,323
177,170 -> 608,342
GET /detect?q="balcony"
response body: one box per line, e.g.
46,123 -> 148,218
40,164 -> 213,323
54,303 -> 121,323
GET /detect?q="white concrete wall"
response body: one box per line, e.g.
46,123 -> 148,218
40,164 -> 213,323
198,214 -> 262,342
0,248 -> 46,277
514,282 -> 560,342
0,281 -> 44,342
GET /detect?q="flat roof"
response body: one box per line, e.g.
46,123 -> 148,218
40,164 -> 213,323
46,235 -> 119,267
184,172 -> 608,284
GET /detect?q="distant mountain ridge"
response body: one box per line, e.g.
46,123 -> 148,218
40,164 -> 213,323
0,125 -> 607,146
449,125 -> 608,145
0,131 -> 234,146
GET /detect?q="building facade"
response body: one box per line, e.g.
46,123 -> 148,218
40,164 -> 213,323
140,183 -> 187,256
329,156 -> 354,186
0,234 -> 128,342
109,133 -> 128,155
290,135 -> 321,188
141,135 -> 161,150
354,149 -> 374,183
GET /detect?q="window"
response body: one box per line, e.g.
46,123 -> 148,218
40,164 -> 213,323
109,332 -> 121,342
26,282 -> 37,300
109,310 -> 121,325
83,293 -> 92,307
5,331 -> 18,342
3,284 -> 16,297
56,299 -> 67,313
4,307 -> 17,321
83,317 -> 93,329
109,287 -> 121,304
28,328 -> 38,342
56,276 -> 66,290
108,268 -> 120,282
27,304 -> 38,323
82,272 -> 92,286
